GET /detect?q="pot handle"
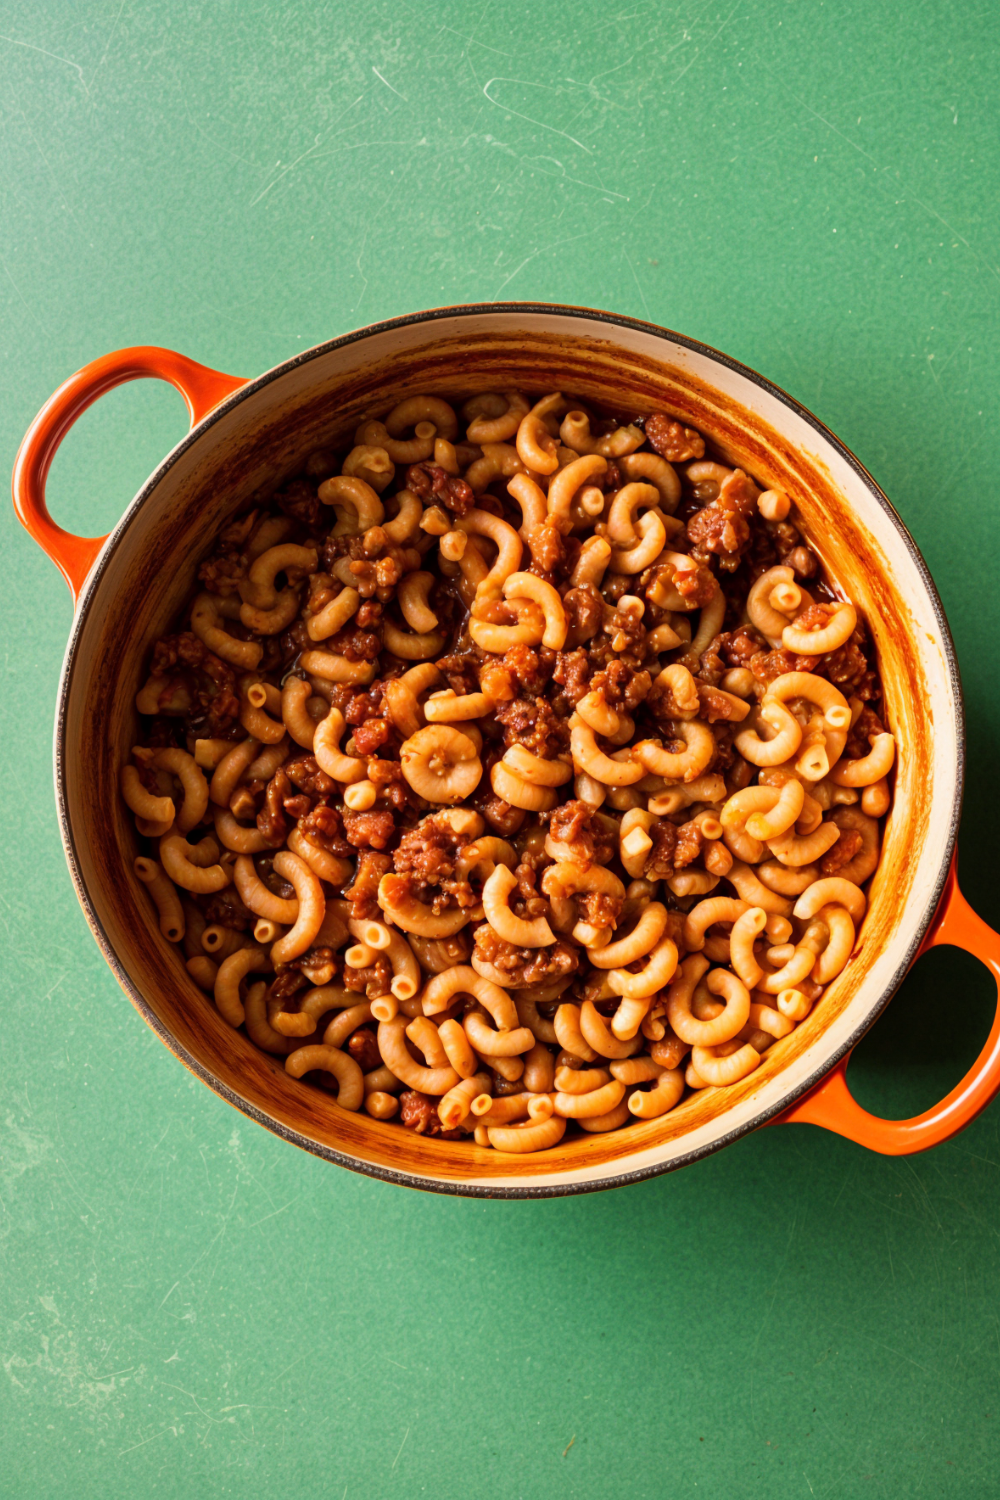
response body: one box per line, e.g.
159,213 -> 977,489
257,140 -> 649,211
776,853 -> 1000,1153
12,346 -> 247,603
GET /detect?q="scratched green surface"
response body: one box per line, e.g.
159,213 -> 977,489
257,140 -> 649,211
2,1 -> 1000,1495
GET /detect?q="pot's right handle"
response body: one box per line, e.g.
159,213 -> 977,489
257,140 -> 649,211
13,346 -> 246,603
777,855 -> 1000,1153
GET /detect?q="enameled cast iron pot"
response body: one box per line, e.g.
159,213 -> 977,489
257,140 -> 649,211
14,304 -> 1000,1196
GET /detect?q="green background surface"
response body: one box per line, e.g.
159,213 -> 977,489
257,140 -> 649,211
2,1 -> 999,1495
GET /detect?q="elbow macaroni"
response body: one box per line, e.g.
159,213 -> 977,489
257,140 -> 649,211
123,388 -> 895,1154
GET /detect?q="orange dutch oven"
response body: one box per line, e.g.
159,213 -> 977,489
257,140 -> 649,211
12,306 -> 1000,1195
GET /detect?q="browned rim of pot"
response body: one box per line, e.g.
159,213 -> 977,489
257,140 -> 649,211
53,302 -> 965,1197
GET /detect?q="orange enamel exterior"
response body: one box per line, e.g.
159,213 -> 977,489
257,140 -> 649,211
774,855 -> 1000,1151
11,330 -> 1000,1171
12,345 -> 247,601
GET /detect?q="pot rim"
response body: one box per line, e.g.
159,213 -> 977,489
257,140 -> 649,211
54,301 -> 965,1197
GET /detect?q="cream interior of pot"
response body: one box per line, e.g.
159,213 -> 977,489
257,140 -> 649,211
57,311 -> 960,1190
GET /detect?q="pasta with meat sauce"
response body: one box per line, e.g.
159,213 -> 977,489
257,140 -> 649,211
123,392 -> 894,1152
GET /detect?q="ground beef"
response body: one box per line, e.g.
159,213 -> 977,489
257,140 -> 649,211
393,814 -> 462,884
719,468 -> 758,514
591,660 -> 651,712
749,637 -> 876,700
343,546 -> 406,597
770,520 -> 800,553
673,821 -> 704,870
750,648 -> 820,686
433,650 -> 482,697
695,638 -> 727,688
495,695 -> 569,756
267,968 -> 310,1007
257,769 -> 291,848
197,551 -> 246,596
357,599 -> 384,629
645,414 -> 706,462
709,721 -> 737,772
478,660 -> 515,704
343,809 -> 396,851
601,601 -> 647,668
148,632 -> 240,735
576,891 -> 623,931
347,1027 -> 383,1072
548,801 -> 616,866
782,608 -> 874,693
687,505 -> 751,565
788,603 -> 833,635
392,817 -> 478,911
343,955 -> 393,999
405,463 -> 475,517
561,584 -> 604,647
398,1090 -> 463,1138
820,830 -> 864,876
736,525 -> 781,585
341,682 -> 389,726
283,792 -> 316,822
725,624 -> 767,667
473,925 -> 579,986
601,571 -> 634,606
845,705 -> 886,760
511,863 -> 551,922
297,803 -> 352,856
526,520 -> 567,578
643,820 -> 678,880
675,561 -> 718,608
510,644 -> 556,696
344,851 -> 392,920
551,649 -> 592,709
320,533 -> 347,572
285,756 -> 338,797
823,640 -> 878,699
321,622 -> 383,663
687,470 -> 758,572
481,644 -> 554,701
697,625 -> 765,684
350,718 -> 391,756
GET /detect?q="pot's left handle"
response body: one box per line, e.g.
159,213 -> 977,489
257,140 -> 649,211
13,346 -> 247,604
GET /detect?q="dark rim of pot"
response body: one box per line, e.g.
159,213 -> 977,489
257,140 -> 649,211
53,302 -> 965,1198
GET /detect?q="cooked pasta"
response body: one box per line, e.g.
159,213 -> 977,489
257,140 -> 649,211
123,391 -> 894,1153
